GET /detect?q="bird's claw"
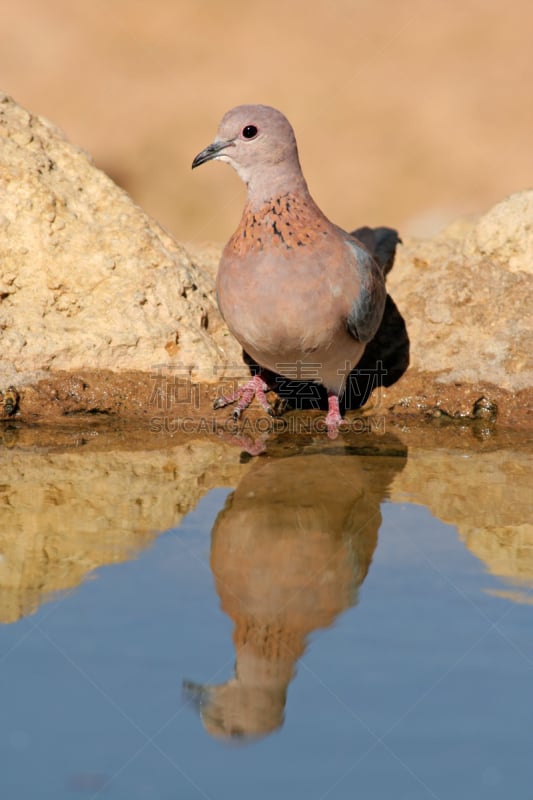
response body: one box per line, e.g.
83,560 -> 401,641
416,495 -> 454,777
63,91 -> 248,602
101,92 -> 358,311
213,375 -> 275,422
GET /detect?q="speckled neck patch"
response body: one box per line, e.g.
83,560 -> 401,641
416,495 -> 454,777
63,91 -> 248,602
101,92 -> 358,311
226,192 -> 331,256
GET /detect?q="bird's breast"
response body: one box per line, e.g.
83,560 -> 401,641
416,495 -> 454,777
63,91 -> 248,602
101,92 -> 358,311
216,193 -> 372,389
217,238 -> 358,363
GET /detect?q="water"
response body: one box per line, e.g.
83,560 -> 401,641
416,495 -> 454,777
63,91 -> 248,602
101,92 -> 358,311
0,425 -> 531,799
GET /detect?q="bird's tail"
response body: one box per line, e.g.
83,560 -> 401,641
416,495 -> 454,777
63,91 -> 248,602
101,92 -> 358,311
350,225 -> 402,276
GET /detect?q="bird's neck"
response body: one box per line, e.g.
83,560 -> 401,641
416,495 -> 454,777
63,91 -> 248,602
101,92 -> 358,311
244,168 -> 310,212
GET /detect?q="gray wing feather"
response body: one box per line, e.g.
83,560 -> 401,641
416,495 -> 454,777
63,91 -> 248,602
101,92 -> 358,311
344,237 -> 387,344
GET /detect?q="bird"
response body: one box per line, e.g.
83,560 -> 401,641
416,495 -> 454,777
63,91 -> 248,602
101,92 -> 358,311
192,104 -> 392,435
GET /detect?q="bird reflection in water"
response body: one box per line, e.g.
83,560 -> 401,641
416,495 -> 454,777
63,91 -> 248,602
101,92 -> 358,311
184,442 -> 406,740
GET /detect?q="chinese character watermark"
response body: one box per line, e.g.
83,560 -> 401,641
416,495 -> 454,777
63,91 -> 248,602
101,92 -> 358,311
149,364 -> 201,410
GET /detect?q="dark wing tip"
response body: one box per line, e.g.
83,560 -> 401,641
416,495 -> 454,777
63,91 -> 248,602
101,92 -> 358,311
350,225 -> 402,276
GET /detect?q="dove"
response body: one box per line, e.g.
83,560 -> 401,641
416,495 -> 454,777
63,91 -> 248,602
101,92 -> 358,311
192,104 -> 390,434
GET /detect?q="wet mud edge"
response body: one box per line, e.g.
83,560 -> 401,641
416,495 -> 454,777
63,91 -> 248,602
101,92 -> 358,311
2,369 -> 531,433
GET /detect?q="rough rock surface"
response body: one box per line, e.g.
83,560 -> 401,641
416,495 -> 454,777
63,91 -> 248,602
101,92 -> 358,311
0,96 -> 532,424
0,94 -> 241,388
387,191 -> 533,392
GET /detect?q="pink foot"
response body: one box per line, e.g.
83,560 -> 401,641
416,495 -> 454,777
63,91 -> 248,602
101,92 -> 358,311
325,393 -> 347,439
214,374 -> 273,420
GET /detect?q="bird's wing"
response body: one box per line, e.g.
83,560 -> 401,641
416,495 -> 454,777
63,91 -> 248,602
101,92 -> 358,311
344,235 -> 387,344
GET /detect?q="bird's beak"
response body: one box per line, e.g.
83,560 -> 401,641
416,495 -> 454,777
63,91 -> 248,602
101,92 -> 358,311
182,679 -> 213,714
191,139 -> 233,169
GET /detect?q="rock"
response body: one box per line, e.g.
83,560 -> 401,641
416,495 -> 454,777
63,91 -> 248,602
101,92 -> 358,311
387,190 -> 533,392
0,94 -> 241,388
464,191 -> 533,274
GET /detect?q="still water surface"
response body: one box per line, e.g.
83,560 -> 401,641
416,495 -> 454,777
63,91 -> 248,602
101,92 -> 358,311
0,429 -> 531,799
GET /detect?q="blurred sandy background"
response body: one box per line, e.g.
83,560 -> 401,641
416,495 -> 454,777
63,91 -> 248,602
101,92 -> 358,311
2,0 -> 532,242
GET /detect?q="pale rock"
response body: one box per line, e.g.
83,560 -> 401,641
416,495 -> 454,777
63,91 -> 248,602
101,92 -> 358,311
388,191 -> 533,391
464,190 -> 533,274
0,94 -> 241,387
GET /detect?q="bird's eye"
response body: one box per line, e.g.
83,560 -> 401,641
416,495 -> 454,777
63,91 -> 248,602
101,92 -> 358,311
242,125 -> 258,139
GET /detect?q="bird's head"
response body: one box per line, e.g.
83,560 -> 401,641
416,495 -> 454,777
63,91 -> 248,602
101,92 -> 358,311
192,104 -> 307,201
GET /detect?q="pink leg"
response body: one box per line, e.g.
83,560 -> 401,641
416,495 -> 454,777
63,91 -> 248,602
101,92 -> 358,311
325,393 -> 346,439
214,374 -> 273,420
